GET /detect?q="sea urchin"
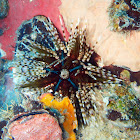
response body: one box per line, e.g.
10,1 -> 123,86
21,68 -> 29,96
14,15 -> 122,127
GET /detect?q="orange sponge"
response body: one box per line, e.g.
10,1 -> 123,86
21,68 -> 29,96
40,93 -> 77,140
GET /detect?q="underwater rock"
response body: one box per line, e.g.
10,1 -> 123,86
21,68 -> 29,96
0,58 -> 8,107
0,120 -> 7,139
107,83 -> 140,127
108,0 -> 140,32
29,100 -> 43,110
0,28 -> 4,36
0,58 -> 16,109
13,105 -> 25,115
2,110 -> 63,140
0,0 -> 9,19
21,99 -> 43,112
131,0 -> 140,11
59,0 -> 140,71
107,110 -> 122,121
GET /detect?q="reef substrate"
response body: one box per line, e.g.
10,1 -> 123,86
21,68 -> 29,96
80,70 -> 140,139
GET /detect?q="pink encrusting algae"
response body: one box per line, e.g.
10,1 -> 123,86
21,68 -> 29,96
7,113 -> 62,140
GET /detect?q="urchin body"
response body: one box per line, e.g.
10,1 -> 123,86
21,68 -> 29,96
14,15 -> 121,127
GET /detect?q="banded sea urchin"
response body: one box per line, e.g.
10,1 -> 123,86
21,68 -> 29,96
14,15 -> 122,127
